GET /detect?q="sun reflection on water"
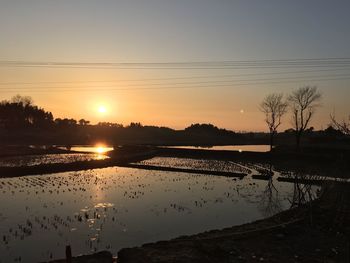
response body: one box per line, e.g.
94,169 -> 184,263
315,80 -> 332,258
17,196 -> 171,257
95,144 -> 113,154
67,145 -> 114,154
96,147 -> 106,154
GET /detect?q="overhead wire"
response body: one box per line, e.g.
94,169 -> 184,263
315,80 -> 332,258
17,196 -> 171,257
1,76 -> 349,93
1,57 -> 349,93
1,57 -> 350,69
0,67 -> 350,86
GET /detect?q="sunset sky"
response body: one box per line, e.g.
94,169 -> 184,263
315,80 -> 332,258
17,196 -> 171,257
1,0 -> 350,131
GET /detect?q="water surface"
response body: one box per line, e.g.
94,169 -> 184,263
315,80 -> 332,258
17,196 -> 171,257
69,146 -> 114,154
0,163 -> 298,262
163,145 -> 270,152
0,153 -> 109,168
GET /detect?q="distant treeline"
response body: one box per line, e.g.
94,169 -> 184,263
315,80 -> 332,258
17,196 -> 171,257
0,95 -> 347,146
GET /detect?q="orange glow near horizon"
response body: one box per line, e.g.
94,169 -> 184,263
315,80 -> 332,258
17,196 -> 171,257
0,68 -> 348,132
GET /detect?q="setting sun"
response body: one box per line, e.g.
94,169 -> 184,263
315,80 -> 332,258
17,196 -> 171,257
98,105 -> 107,114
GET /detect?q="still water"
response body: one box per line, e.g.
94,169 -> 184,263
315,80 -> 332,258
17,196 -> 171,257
0,160 -> 299,262
69,146 -> 114,154
164,145 -> 270,152
0,146 -> 113,168
0,153 -> 109,168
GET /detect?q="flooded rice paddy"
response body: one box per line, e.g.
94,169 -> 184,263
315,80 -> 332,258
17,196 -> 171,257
163,145 -> 270,152
0,153 -> 109,168
0,158 -> 315,262
137,157 -> 252,174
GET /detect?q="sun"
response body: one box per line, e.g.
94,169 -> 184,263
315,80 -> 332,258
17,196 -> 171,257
98,105 -> 107,114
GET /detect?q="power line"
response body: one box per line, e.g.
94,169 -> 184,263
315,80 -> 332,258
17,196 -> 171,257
1,67 -> 350,86
1,57 -> 349,93
0,74 -> 349,90
2,57 -> 350,65
0,72 -> 349,90
1,75 -> 349,93
1,58 -> 350,69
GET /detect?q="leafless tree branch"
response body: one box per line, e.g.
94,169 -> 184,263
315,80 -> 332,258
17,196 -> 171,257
288,86 -> 322,149
260,93 -> 288,151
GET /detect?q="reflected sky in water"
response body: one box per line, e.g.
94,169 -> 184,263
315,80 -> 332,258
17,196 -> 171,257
163,145 -> 270,152
69,146 -> 114,154
0,164 -> 296,262
0,146 -> 113,168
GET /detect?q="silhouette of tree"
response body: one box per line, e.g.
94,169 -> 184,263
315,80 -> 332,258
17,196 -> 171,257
78,119 -> 90,126
128,122 -> 143,128
324,125 -> 344,137
260,93 -> 288,151
0,95 -> 53,128
10,94 -> 33,106
185,123 -> 235,135
288,86 -> 322,149
330,113 -> 350,135
98,122 -> 123,128
284,128 -> 295,133
186,123 -> 218,133
54,118 -> 77,127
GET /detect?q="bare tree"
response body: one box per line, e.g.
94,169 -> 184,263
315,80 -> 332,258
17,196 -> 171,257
260,93 -> 288,151
10,94 -> 33,106
288,86 -> 322,149
330,113 -> 350,135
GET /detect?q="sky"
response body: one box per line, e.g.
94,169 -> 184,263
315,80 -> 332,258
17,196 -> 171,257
0,0 -> 350,131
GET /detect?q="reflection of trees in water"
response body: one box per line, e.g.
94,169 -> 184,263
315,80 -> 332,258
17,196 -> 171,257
288,171 -> 320,208
259,176 -> 283,217
259,163 -> 283,217
258,163 -> 321,218
287,171 -> 321,226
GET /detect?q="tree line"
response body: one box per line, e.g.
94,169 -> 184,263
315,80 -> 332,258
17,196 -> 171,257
0,95 -> 123,129
0,95 -> 54,128
0,92 -> 348,146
